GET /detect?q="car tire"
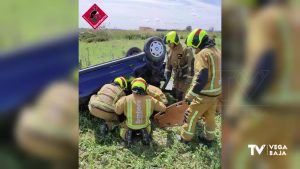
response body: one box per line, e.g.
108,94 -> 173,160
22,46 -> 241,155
125,47 -> 142,57
144,37 -> 166,63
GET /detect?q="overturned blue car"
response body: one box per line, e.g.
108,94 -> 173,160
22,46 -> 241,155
79,37 -> 167,102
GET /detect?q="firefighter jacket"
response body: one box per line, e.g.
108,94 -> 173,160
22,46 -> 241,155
115,94 -> 166,130
243,6 -> 300,105
165,43 -> 194,80
89,84 -> 125,112
187,47 -> 221,98
147,85 -> 168,105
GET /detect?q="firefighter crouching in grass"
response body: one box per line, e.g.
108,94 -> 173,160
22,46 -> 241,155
163,31 -> 194,100
115,78 -> 166,147
179,28 -> 221,147
88,76 -> 127,135
147,84 -> 168,105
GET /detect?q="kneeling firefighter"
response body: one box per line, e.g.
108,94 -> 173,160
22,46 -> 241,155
88,76 -> 127,135
147,84 -> 168,105
179,28 -> 221,147
115,78 -> 166,146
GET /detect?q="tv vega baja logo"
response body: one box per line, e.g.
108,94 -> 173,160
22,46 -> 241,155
248,144 -> 287,156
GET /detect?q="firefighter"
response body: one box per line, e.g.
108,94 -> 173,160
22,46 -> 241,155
88,76 -> 127,135
147,84 -> 168,105
179,28 -> 221,147
115,77 -> 166,147
163,31 -> 194,100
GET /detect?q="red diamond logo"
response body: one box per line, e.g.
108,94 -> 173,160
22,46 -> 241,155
82,4 -> 108,29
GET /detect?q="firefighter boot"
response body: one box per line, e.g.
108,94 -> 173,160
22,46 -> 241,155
176,91 -> 184,101
124,129 -> 133,148
141,129 -> 150,145
99,123 -> 108,136
198,136 -> 215,148
171,88 -> 177,100
176,134 -> 190,144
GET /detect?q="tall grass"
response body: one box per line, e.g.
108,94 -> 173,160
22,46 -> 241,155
79,29 -> 221,68
78,29 -> 205,43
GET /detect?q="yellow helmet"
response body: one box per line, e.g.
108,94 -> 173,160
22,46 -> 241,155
114,76 -> 127,89
131,77 -> 148,92
163,31 -> 180,45
186,28 -> 208,48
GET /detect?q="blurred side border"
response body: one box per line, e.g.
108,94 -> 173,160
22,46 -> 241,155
0,33 -> 78,115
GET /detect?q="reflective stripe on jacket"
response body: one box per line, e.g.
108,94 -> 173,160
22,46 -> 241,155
188,47 -> 222,97
89,84 -> 125,112
115,94 -> 167,130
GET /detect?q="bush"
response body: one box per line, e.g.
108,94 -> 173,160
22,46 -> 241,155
80,30 -> 111,43
78,29 -> 207,42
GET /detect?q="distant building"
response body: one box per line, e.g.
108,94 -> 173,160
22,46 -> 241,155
156,28 -> 182,32
139,27 -> 154,32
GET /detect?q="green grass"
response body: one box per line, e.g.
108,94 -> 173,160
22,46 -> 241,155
79,109 -> 221,169
79,29 -> 221,68
0,0 -> 77,51
79,40 -> 144,68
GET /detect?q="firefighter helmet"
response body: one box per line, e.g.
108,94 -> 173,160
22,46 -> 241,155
163,31 -> 180,45
186,28 -> 208,48
131,77 -> 148,92
114,76 -> 128,89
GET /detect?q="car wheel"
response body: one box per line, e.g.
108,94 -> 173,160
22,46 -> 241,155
125,47 -> 142,57
144,37 -> 166,63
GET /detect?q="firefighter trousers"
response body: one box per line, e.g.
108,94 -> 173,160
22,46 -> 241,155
181,95 -> 218,141
119,123 -> 151,140
88,105 -> 119,130
173,78 -> 191,100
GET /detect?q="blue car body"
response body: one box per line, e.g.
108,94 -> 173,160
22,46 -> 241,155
0,34 -> 78,114
79,53 -> 147,101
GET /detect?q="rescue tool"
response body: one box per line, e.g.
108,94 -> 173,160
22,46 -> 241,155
154,101 -> 189,128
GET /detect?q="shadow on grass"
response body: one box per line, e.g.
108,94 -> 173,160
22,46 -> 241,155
126,140 -> 165,161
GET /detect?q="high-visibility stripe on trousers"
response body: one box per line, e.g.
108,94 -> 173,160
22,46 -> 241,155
181,96 -> 218,141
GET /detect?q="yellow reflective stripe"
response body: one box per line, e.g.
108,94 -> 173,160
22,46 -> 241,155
208,53 -> 216,90
201,87 -> 222,93
114,78 -> 124,88
279,14 -> 293,100
181,65 -> 189,69
204,126 -> 215,134
98,102 -> 114,110
189,90 -> 199,97
182,129 -> 194,135
128,124 -> 149,130
127,99 -> 151,130
188,111 -> 198,133
120,128 -> 126,139
113,90 -> 123,103
147,99 -> 151,116
126,101 -> 132,126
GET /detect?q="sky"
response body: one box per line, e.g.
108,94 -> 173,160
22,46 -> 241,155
79,0 -> 221,31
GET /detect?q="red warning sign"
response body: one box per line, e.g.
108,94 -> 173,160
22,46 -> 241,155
82,4 -> 108,29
